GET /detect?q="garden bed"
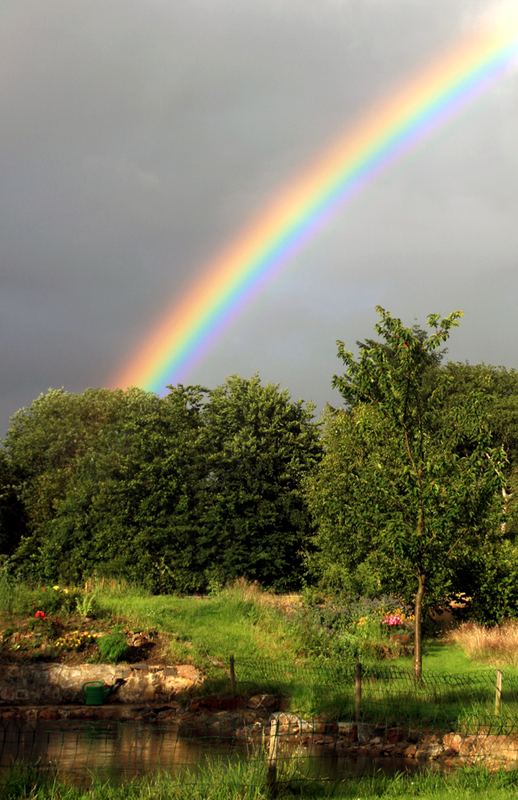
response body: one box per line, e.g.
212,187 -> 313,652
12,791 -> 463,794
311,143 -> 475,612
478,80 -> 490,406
0,612 -> 174,666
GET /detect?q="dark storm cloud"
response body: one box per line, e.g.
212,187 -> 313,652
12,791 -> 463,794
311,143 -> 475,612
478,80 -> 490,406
1,0 -> 518,430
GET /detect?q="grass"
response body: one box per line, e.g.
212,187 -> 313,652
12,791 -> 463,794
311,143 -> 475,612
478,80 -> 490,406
94,578 -> 305,667
446,622 -> 518,668
2,762 -> 517,800
2,576 -> 518,728
89,580 -> 518,729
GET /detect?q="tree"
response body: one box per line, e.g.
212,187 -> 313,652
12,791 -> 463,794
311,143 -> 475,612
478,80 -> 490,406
3,378 -> 321,592
0,449 -> 26,557
439,363 -> 518,621
3,387 -> 129,554
5,386 -> 207,590
197,375 -> 322,590
309,307 -> 505,679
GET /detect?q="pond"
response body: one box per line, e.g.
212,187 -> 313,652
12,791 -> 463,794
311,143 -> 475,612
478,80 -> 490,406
0,719 -> 433,785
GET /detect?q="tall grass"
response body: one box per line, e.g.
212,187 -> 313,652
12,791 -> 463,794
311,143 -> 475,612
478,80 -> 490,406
94,578 -> 305,668
1,762 -> 517,800
447,622 -> 518,667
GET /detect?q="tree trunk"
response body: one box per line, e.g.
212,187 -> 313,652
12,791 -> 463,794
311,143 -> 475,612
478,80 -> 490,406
414,573 -> 425,682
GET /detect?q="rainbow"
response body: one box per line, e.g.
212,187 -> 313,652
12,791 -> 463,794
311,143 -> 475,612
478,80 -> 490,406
113,18 -> 518,394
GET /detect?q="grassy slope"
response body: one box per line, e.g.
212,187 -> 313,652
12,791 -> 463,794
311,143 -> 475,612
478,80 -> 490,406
96,583 -> 304,667
97,583 -> 518,675
94,584 -> 518,726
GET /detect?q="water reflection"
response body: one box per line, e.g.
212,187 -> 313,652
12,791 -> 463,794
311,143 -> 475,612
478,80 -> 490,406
0,721 -> 248,782
0,720 -> 426,784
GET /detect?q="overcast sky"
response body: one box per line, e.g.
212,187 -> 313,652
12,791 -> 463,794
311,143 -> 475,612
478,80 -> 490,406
2,0 -> 518,432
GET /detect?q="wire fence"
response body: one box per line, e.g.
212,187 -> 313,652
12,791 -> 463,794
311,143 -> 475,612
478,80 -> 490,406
0,659 -> 517,790
229,656 -> 518,734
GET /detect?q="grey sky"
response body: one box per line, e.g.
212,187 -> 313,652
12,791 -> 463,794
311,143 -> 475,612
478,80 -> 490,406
2,0 -> 518,431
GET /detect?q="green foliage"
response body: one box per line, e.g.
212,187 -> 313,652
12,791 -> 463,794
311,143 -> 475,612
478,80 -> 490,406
2,378 -> 320,592
0,573 -> 79,616
308,308 -> 507,677
294,594 -> 411,663
195,375 -> 322,591
0,448 -> 26,556
75,590 -> 100,619
96,625 -> 128,663
4,386 -> 206,588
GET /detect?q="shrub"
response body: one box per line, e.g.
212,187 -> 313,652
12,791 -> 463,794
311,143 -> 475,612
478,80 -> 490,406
0,580 -> 80,616
96,625 -> 128,663
294,593 -> 413,662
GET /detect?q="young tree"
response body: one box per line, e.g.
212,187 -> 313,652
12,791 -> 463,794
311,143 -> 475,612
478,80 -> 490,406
311,307 -> 506,679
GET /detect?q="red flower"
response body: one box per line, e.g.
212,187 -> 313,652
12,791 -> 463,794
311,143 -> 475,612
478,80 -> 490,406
34,610 -> 46,619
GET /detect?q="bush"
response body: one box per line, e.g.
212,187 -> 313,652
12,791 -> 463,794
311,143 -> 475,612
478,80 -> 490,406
0,576 -> 80,617
294,593 -> 413,662
96,625 -> 128,663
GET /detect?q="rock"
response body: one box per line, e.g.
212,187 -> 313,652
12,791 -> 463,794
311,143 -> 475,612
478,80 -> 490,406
386,727 -> 405,743
246,694 -> 279,711
442,732 -> 462,753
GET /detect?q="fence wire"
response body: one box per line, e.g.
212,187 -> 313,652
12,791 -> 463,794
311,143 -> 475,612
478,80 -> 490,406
0,661 -> 517,788
228,657 -> 518,733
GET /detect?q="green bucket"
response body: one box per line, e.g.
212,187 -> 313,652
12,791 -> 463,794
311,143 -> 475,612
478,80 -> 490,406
83,680 -> 106,706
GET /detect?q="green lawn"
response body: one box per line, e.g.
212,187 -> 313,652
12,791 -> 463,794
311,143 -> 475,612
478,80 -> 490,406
403,640 -> 517,675
93,583 -> 518,729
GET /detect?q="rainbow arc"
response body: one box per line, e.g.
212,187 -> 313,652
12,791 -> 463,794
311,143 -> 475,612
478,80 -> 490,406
112,20 -> 518,394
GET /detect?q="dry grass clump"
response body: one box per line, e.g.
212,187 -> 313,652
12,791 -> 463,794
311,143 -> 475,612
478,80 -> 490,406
446,621 -> 518,666
222,578 -> 302,613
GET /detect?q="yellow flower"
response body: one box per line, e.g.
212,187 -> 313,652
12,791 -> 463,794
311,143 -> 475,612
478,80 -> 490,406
53,585 -> 60,591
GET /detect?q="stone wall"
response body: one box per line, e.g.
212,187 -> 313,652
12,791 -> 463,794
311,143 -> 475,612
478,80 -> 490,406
271,713 -> 518,769
0,663 -> 201,705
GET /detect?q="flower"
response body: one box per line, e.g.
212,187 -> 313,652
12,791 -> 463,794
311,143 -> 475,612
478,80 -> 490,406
53,585 -> 60,591
34,610 -> 46,619
382,614 -> 402,627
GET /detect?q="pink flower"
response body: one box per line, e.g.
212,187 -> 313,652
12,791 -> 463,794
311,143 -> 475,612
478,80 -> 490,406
382,614 -> 402,626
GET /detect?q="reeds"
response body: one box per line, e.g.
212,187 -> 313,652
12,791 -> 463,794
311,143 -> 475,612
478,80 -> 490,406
446,621 -> 518,667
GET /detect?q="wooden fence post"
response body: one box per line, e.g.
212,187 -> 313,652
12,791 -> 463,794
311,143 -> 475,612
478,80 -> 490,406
267,713 -> 280,797
355,662 -> 362,722
495,669 -> 503,716
229,655 -> 237,696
